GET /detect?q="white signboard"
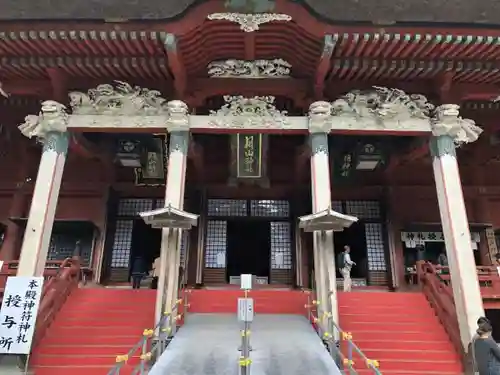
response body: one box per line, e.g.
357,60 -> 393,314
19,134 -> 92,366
238,298 -> 254,322
0,277 -> 44,354
240,274 -> 252,290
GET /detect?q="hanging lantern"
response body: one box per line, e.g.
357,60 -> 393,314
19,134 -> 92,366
115,139 -> 142,168
355,143 -> 384,171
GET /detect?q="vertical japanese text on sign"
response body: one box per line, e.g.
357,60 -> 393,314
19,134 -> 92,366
236,133 -> 262,178
0,277 -> 44,354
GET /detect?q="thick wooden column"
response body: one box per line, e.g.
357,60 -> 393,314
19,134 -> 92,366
154,101 -> 190,331
430,105 -> 484,350
17,102 -> 69,276
308,102 -> 338,326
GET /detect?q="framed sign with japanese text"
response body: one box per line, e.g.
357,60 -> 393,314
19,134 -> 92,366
134,135 -> 168,187
0,277 -> 44,354
236,133 -> 262,178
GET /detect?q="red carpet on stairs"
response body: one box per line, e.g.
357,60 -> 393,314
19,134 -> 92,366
188,289 -> 308,314
30,288 -> 462,375
30,288 -> 156,375
339,291 -> 462,375
189,289 -> 463,375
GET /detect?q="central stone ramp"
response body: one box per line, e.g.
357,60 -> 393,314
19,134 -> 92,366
149,313 -> 342,375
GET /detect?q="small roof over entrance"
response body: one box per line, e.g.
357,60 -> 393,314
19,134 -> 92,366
299,208 -> 358,232
139,204 -> 199,229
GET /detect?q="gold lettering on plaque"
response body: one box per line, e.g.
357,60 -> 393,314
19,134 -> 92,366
243,135 -> 255,173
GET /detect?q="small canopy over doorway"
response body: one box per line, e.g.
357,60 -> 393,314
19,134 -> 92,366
299,208 -> 359,290
139,204 -> 199,285
299,208 -> 358,233
139,204 -> 199,230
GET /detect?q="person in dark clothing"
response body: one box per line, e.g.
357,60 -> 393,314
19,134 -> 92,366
473,320 -> 500,375
469,317 -> 492,374
131,256 -> 147,289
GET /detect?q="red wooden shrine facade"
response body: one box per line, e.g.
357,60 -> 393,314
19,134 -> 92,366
1,0 -> 500,288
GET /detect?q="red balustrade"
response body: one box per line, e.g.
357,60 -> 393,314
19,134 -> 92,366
0,258 -> 83,348
416,261 -> 463,358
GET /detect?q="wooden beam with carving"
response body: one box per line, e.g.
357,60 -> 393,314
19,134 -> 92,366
314,35 -> 335,100
163,33 -> 187,98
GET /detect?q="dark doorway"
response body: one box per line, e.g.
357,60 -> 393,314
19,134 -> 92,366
226,220 -> 271,281
129,219 -> 162,277
333,222 -> 368,279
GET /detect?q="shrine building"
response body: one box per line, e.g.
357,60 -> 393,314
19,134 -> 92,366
1,0 -> 500,368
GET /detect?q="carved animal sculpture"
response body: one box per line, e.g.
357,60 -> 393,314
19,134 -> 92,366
18,115 -> 40,138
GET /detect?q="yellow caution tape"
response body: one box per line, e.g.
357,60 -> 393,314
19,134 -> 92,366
140,352 -> 152,360
240,329 -> 251,337
143,329 -> 154,337
343,358 -> 355,366
115,354 -> 129,363
366,359 -> 380,368
341,331 -> 353,340
238,357 -> 252,367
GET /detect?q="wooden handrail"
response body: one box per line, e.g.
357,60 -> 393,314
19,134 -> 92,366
416,262 -> 464,362
0,257 -> 83,349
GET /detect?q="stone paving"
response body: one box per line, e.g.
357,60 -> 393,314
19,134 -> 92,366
149,313 -> 342,375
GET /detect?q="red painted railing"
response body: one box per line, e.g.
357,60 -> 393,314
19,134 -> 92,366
0,258 -> 82,348
416,261 -> 463,358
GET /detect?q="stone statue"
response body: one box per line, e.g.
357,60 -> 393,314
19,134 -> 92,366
166,100 -> 189,131
431,104 -> 483,145
308,101 -> 333,133
18,101 -> 68,140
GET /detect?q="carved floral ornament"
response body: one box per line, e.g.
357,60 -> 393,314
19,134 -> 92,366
18,82 -> 190,138
207,59 -> 291,79
208,95 -> 290,129
68,81 -> 170,116
207,13 -> 292,32
68,81 -> 189,131
308,87 -> 483,145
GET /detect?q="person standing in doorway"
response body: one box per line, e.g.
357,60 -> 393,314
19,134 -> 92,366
150,255 -> 161,289
131,256 -> 147,289
338,245 -> 356,292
